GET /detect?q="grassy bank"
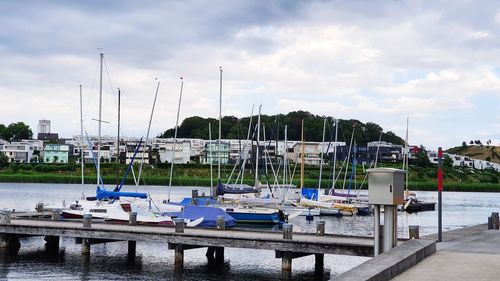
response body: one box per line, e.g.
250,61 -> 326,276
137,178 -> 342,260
0,174 -> 498,192
0,162 -> 498,192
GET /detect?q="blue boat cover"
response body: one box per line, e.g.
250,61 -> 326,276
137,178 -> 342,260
301,188 -> 318,200
95,186 -> 148,200
165,204 -> 236,228
178,197 -> 219,206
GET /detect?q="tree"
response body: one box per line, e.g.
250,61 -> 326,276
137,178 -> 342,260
462,141 -> 467,148
5,122 -> 33,141
443,155 -> 453,168
0,124 -> 6,140
413,146 -> 432,167
0,152 -> 8,168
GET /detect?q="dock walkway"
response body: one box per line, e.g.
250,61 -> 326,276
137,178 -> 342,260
0,217 -> 374,276
393,225 -> 500,281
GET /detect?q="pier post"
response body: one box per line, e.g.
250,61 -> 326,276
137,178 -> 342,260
315,253 -> 324,273
0,211 -> 11,224
51,210 -> 60,221
315,221 -> 325,272
36,202 -> 44,212
409,225 -> 420,239
128,241 -> 136,258
83,214 -> 92,228
491,212 -> 499,230
283,223 -> 293,239
82,238 -> 90,255
282,223 -> 293,278
316,221 -> 325,236
216,215 -> 225,230
281,252 -> 292,279
174,244 -> 184,270
44,235 -> 59,253
174,218 -> 185,233
0,234 -> 20,252
129,212 -> 137,225
488,216 -> 493,230
215,247 -> 224,265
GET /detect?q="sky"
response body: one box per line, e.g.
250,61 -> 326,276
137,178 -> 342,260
0,0 -> 499,150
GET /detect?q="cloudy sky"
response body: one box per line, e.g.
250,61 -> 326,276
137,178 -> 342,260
1,0 -> 499,150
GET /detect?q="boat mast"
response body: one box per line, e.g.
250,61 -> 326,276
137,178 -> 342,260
167,77 -> 184,202
342,125 -> 355,191
404,117 -> 409,189
283,125 -> 288,197
255,104 -> 262,186
97,53 -> 103,187
317,117 -> 326,196
209,122 -> 213,196
300,119 -> 305,189
116,88 -> 121,185
331,118 -> 338,194
79,84 -> 85,198
136,79 -> 160,191
218,66 -> 222,185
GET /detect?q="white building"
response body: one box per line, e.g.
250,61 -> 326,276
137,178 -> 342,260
427,151 -> 499,172
38,119 -> 51,134
0,142 -> 34,163
159,140 -> 192,164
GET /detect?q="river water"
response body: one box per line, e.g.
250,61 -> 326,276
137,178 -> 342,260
0,183 -> 499,280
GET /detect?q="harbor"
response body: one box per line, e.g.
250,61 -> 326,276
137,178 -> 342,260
0,183 -> 500,280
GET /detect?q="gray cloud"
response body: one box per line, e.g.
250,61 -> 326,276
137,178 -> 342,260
0,0 -> 499,149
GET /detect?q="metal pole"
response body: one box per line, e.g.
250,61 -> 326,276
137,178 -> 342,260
300,119 -> 305,189
168,78 -> 184,202
97,53 -> 103,186
137,80 -> 160,191
116,88 -> 121,185
383,205 -> 394,252
209,122 -> 214,197
79,84 -> 85,198
374,205 -> 380,256
438,147 -> 443,242
255,105 -> 262,185
218,67 -> 222,183
318,118 -> 326,192
332,119 -> 338,192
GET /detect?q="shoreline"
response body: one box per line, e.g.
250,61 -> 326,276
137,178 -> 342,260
0,174 -> 498,192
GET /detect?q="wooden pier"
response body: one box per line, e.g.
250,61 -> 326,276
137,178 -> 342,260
0,216 -> 374,276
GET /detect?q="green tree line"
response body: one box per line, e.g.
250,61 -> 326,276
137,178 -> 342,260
158,110 -> 404,145
0,122 -> 33,141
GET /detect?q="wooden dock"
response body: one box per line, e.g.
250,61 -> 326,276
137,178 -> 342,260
0,217 -> 374,276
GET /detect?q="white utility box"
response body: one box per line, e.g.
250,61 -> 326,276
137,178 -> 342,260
367,168 -> 406,205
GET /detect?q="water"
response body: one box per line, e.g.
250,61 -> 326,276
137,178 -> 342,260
1,183 -> 499,280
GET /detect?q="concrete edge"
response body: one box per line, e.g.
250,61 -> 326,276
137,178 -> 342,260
333,239 -> 436,281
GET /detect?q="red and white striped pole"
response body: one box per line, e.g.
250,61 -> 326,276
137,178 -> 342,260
437,147 -> 443,242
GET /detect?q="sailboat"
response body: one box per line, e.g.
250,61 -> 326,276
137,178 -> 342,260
62,53 -> 200,226
298,118 -> 342,216
401,117 -> 436,213
155,77 -> 235,228
200,68 -> 284,224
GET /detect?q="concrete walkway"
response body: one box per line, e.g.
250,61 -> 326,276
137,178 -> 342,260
393,227 -> 500,281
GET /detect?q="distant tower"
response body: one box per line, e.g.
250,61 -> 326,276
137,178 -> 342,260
38,120 -> 51,134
